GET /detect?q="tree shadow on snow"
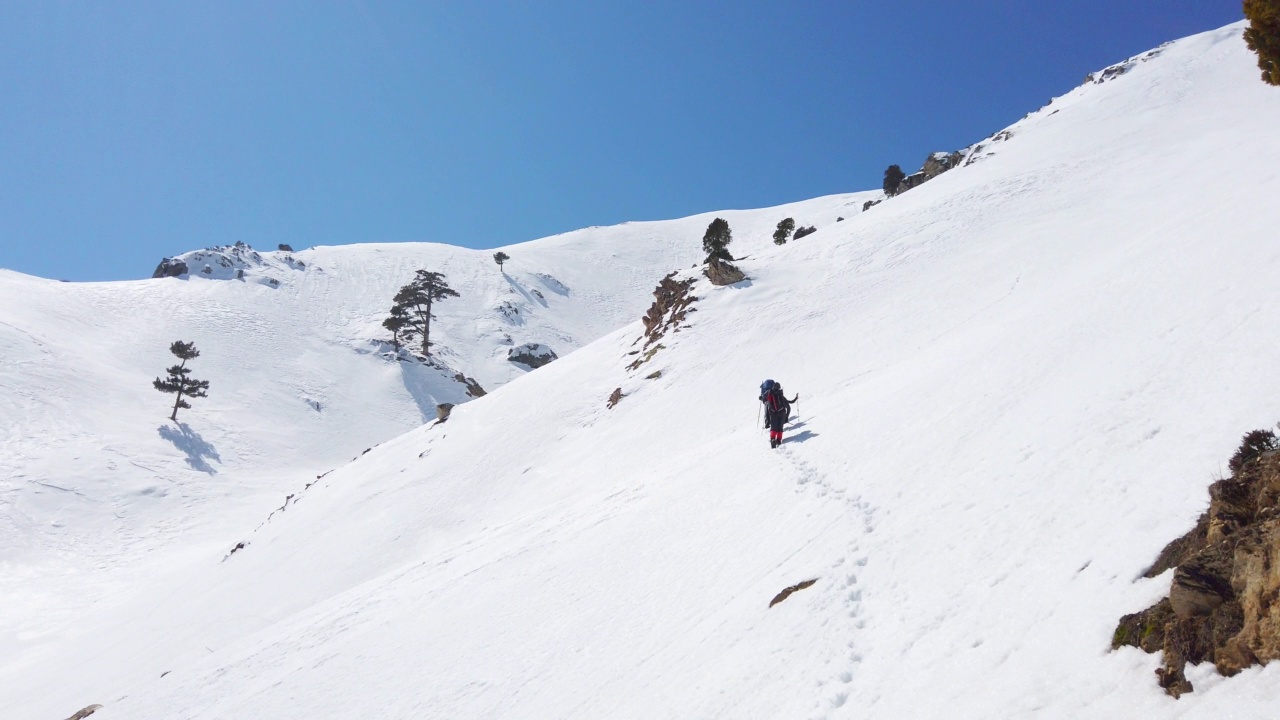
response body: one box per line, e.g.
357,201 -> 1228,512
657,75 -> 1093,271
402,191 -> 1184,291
157,423 -> 222,474
503,272 -> 549,308
785,430 -> 819,444
399,359 -> 440,424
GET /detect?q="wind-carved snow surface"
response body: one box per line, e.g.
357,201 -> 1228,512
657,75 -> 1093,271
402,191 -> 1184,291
4,21 -> 1280,720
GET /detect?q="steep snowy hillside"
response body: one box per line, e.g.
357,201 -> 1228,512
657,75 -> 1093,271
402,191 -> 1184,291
9,21 -> 1280,720
0,191 -> 872,704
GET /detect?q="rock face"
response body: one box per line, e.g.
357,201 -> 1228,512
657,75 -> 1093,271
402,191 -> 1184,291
895,151 -> 965,195
638,273 -> 696,348
703,257 -> 746,286
436,403 -> 454,422
606,387 -> 624,409
1113,438 -> 1280,697
64,705 -> 103,720
507,343 -> 558,369
451,372 -> 486,398
151,258 -> 189,278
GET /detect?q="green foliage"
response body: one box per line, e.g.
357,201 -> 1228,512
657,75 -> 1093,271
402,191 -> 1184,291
702,218 -> 734,262
772,218 -> 795,246
793,225 -> 817,240
381,304 -> 411,351
493,251 -> 510,269
1245,0 -> 1280,86
883,164 -> 906,196
153,340 -> 210,422
387,270 -> 460,356
1228,427 -> 1279,474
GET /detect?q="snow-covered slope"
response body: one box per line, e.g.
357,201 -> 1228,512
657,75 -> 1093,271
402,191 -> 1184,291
8,21 -> 1280,720
0,190 -> 871,704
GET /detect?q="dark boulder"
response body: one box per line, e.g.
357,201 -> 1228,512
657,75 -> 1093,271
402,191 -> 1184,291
152,258 -> 189,279
704,257 -> 746,286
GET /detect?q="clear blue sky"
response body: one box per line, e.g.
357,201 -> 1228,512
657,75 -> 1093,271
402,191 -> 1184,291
0,1 -> 1243,281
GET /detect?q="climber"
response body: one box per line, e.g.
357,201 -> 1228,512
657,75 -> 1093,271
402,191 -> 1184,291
759,379 -> 799,449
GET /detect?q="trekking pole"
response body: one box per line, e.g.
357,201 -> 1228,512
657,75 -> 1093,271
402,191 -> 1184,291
756,402 -> 762,429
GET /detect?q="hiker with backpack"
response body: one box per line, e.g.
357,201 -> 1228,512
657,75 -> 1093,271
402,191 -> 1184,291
759,379 -> 798,449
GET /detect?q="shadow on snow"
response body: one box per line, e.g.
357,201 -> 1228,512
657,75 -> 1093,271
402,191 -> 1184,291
157,422 -> 222,474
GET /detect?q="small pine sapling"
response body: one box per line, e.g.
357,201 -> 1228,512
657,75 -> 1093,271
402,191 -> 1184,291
153,341 -> 210,422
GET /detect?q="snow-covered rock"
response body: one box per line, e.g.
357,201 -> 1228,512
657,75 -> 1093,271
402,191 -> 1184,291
507,342 -> 558,369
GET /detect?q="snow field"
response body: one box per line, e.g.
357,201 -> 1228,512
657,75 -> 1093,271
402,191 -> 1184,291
4,20 -> 1280,720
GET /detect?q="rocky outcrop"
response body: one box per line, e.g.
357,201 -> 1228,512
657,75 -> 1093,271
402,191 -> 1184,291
606,387 -> 624,409
507,343 -> 558,369
451,372 -> 486,398
277,243 -> 293,252
625,272 -> 698,373
769,578 -> 817,607
895,151 -> 965,194
1113,432 -> 1280,697
152,258 -> 189,278
436,403 -> 454,422
64,705 -> 103,720
703,257 -> 746,286
639,273 -> 697,347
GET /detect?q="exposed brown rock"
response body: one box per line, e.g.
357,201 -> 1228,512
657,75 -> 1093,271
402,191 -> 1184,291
1113,445 -> 1280,697
436,403 -> 454,423
703,257 -> 746,286
769,578 -> 818,607
1170,544 -> 1234,618
606,387 -> 624,409
65,705 -> 103,720
451,373 -> 486,397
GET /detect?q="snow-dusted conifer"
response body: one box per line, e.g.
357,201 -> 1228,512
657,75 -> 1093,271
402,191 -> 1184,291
388,270 -> 460,357
152,341 -> 210,422
772,218 -> 795,246
493,251 -> 510,270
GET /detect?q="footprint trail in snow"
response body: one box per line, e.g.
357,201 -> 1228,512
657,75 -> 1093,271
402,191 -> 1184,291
775,429 -> 875,718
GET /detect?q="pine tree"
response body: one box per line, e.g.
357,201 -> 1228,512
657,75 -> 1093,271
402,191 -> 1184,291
702,218 -> 734,262
387,270 -> 460,357
382,304 -> 411,351
153,341 -> 210,422
883,165 -> 906,196
493,251 -> 510,270
1245,0 -> 1280,86
773,218 -> 795,246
